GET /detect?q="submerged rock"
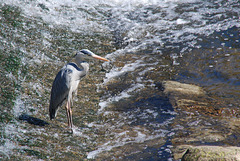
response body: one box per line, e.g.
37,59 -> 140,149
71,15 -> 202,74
162,80 -> 205,96
160,80 -> 240,160
160,80 -> 223,116
161,80 -> 207,112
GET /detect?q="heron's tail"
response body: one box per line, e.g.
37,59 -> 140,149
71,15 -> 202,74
49,104 -> 57,120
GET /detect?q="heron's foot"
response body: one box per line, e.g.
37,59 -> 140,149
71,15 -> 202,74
70,128 -> 74,134
68,124 -> 75,134
65,128 -> 73,134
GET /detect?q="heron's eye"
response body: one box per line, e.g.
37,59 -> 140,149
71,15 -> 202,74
82,51 -> 89,55
80,49 -> 92,56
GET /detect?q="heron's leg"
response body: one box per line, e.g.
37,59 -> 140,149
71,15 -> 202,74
67,100 -> 73,128
69,106 -> 73,128
65,101 -> 71,127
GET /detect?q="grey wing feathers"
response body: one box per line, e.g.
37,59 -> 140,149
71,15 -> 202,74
49,68 -> 71,120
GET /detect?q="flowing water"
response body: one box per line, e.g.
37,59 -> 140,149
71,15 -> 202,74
0,0 -> 240,160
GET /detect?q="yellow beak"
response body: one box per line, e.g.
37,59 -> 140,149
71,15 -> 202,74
92,54 -> 109,62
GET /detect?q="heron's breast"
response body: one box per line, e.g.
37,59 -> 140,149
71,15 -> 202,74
70,79 -> 80,92
64,63 -> 82,91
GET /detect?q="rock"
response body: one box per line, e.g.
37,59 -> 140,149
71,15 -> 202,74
171,128 -> 226,148
161,81 -> 236,160
181,145 -> 240,161
172,145 -> 191,160
161,81 -> 223,116
162,81 -> 205,96
161,80 -> 208,110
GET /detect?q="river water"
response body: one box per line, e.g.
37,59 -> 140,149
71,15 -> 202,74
0,0 -> 240,160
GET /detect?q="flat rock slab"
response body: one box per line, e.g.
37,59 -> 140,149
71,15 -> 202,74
161,80 -> 224,116
162,81 -> 205,96
161,80 -> 207,109
178,145 -> 240,161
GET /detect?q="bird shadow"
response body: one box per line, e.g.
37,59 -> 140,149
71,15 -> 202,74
19,114 -> 49,127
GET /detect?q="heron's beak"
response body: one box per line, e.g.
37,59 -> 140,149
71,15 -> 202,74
92,54 -> 109,62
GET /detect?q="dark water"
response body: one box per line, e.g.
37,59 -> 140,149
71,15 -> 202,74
0,0 -> 240,160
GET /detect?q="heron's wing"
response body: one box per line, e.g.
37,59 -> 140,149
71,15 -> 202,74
49,67 -> 72,120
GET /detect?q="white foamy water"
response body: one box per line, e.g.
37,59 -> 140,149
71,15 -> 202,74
104,59 -> 145,82
3,0 -> 239,45
87,122 -> 170,159
3,0 -> 240,85
1,123 -> 28,159
98,83 -> 144,112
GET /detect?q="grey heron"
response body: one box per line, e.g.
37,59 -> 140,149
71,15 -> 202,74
49,49 -> 109,128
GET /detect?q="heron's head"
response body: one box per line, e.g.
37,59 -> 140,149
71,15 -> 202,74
75,49 -> 109,62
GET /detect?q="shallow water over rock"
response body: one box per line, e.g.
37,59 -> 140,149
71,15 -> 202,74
0,1 -> 240,160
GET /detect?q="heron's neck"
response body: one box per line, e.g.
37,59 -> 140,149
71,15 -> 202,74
76,61 -> 89,76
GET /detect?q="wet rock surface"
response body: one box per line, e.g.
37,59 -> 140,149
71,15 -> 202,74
161,80 -> 240,160
161,80 -> 223,116
181,145 -> 240,161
